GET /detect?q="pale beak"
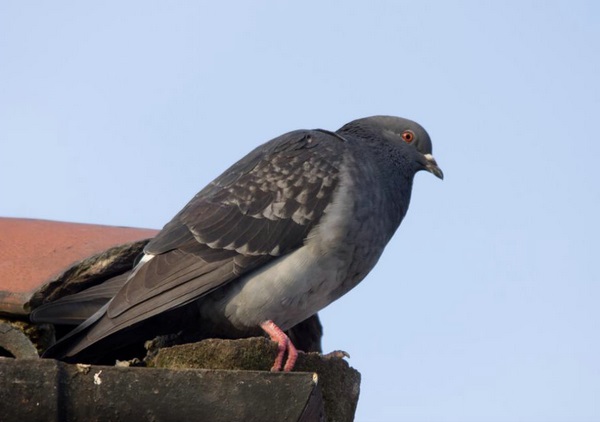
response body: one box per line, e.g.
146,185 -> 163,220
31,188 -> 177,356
423,154 -> 444,180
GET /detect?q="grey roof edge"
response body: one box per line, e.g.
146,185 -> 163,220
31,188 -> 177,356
0,358 -> 325,422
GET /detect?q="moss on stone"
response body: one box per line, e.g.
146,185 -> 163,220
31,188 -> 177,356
147,337 -> 360,422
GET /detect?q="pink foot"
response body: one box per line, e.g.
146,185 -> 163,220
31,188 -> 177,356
260,320 -> 298,372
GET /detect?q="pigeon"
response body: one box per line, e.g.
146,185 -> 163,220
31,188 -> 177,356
33,115 -> 443,371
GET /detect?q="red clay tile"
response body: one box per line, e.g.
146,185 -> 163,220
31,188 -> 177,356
0,218 -> 158,315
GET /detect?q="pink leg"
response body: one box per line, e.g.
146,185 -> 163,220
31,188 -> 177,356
260,320 -> 298,372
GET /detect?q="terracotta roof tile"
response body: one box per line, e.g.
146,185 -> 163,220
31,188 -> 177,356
0,218 -> 158,314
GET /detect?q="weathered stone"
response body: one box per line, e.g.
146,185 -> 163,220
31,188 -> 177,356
148,337 -> 360,422
0,318 -> 54,358
294,351 -> 361,422
0,358 -> 325,422
29,239 -> 149,310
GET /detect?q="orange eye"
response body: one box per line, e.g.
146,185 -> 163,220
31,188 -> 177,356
401,130 -> 415,143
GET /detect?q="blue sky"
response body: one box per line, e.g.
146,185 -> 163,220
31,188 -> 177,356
1,2 -> 599,421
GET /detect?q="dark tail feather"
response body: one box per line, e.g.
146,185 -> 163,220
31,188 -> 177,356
41,302 -> 110,361
30,273 -> 129,325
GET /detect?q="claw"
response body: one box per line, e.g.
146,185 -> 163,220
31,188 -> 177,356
322,350 -> 350,359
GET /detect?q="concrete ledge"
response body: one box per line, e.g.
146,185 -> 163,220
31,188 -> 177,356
148,337 -> 360,422
0,358 -> 324,422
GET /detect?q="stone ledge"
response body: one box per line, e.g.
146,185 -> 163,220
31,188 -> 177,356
148,337 -> 360,422
0,358 -> 324,422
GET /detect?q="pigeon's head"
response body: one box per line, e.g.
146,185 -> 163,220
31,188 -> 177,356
338,115 -> 444,180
